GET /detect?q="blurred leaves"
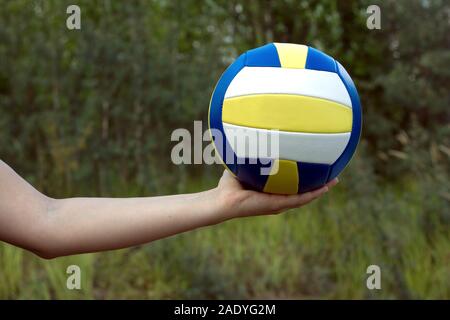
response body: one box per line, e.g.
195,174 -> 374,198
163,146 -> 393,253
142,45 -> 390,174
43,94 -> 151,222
0,0 -> 448,193
0,0 -> 449,299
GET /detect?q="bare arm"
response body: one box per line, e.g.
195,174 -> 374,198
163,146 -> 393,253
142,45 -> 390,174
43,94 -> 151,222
0,160 -> 337,259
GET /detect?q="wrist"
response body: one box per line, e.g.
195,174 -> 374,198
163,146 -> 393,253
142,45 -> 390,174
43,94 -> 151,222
198,187 -> 234,225
208,185 -> 246,223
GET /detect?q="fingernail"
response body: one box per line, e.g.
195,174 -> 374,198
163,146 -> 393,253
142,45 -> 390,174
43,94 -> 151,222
323,186 -> 329,193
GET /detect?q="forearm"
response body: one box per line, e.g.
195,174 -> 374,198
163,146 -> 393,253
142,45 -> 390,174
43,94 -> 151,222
42,189 -> 225,258
1,160 -> 334,259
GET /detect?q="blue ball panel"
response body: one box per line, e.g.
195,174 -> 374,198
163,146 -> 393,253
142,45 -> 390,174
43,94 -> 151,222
209,52 -> 271,191
328,61 -> 362,181
235,158 -> 272,192
305,47 -> 337,72
297,162 -> 331,193
209,53 -> 247,174
246,43 -> 281,67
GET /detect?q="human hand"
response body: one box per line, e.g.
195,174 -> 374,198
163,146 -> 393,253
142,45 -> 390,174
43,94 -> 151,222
214,170 -> 339,220
0,159 -> 338,258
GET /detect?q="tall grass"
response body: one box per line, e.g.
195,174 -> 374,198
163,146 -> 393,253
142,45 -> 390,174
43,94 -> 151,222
0,141 -> 449,299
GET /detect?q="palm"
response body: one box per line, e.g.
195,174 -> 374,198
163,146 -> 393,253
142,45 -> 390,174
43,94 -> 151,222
217,170 -> 338,218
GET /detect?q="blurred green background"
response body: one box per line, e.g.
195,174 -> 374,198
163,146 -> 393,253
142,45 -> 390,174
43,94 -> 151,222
0,0 -> 449,299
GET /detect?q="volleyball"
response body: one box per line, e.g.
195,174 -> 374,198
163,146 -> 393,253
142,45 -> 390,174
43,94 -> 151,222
209,43 -> 362,194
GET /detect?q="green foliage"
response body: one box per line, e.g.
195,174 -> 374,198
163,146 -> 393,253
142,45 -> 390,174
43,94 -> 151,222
0,0 -> 448,299
1,0 -> 449,192
1,165 -> 448,299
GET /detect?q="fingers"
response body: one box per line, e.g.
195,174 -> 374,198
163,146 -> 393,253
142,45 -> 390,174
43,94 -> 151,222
326,177 -> 339,188
219,169 -> 231,182
294,186 -> 328,205
221,169 -> 233,179
273,178 -> 339,211
218,169 -> 242,189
